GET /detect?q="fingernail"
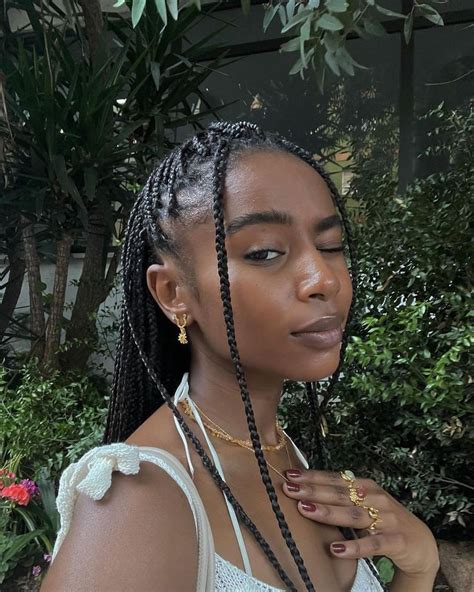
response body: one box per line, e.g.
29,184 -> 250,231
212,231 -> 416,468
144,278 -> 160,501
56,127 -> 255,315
286,469 -> 302,479
286,483 -> 300,492
301,501 -> 317,512
331,543 -> 346,554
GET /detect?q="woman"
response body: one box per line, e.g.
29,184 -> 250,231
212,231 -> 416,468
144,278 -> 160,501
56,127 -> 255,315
41,122 -> 439,592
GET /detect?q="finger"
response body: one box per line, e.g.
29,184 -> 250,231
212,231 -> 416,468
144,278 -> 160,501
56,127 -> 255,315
297,500 -> 392,531
285,469 -> 376,492
283,481 -> 369,507
330,533 -> 404,559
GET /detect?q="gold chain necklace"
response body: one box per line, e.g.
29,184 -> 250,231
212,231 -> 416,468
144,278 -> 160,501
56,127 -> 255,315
182,397 -> 287,452
179,398 -> 291,482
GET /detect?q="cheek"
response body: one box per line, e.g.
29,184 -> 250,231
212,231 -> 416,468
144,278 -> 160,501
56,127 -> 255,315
225,272 -> 287,357
196,263 -> 282,357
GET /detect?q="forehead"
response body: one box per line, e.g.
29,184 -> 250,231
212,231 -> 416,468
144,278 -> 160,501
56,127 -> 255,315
224,150 -> 336,221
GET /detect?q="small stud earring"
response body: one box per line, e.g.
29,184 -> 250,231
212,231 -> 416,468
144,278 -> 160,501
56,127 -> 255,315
172,313 -> 188,344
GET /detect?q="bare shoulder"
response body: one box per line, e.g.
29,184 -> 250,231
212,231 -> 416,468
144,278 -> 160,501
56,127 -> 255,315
41,454 -> 198,592
125,404 -> 190,466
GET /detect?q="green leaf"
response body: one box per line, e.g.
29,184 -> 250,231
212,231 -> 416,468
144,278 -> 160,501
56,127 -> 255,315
278,5 -> 288,26
113,0 -> 127,6
280,37 -> 301,53
335,46 -> 355,75
375,5 -> 405,19
316,13 -> 344,31
52,155 -> 87,225
167,0 -> 179,20
281,9 -> 313,33
323,31 -> 340,52
376,557 -> 395,584
300,20 -> 311,67
131,0 -> 146,28
289,56 -> 303,76
363,18 -> 386,36
287,0 -> 296,20
154,0 -> 168,26
325,0 -> 348,13
416,4 -> 444,26
4,531 -> 46,562
300,18 -> 311,41
151,61 -> 161,90
404,12 -> 414,43
324,50 -> 340,75
263,4 -> 279,32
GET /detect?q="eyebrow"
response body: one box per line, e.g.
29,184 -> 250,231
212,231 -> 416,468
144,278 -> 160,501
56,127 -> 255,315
225,209 -> 342,235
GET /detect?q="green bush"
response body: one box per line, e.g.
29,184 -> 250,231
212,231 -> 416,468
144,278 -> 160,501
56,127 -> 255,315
281,102 -> 473,540
0,362 -> 108,585
0,363 -> 108,482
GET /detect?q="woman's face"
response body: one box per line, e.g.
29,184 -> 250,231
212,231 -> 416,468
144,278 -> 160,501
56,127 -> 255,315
163,149 -> 353,382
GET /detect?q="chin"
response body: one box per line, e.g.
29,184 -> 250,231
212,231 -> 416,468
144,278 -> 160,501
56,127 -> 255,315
285,352 -> 342,383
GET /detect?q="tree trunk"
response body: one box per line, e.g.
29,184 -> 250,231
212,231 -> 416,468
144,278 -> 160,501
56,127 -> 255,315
21,217 -> 45,359
61,208 -> 113,371
398,0 -> 416,193
43,233 -> 74,369
77,0 -> 105,64
0,247 -> 25,343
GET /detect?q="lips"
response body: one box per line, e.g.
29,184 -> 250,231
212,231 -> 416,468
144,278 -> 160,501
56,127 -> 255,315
291,316 -> 342,334
290,316 -> 343,350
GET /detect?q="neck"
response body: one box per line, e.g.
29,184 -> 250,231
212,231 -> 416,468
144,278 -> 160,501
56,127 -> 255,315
187,357 -> 284,445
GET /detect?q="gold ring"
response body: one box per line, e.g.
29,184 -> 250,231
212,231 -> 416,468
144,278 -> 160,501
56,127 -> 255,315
366,506 -> 382,533
340,470 -> 366,507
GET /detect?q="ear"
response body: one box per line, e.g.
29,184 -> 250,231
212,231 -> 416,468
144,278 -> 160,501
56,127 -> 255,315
146,262 -> 193,325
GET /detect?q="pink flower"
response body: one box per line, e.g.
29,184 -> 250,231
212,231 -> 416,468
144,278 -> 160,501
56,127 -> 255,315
1,483 -> 31,506
43,553 -> 52,563
20,479 -> 40,497
32,565 -> 42,577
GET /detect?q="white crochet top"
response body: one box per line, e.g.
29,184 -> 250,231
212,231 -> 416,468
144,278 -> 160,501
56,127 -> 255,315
51,373 -> 384,591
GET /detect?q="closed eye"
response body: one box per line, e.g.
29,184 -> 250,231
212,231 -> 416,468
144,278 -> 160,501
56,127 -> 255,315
319,246 -> 345,253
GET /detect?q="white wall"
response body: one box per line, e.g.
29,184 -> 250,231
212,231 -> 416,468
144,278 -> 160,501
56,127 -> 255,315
0,253 -> 122,378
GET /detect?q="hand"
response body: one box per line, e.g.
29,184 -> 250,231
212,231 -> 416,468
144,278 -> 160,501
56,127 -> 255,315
282,469 -> 440,580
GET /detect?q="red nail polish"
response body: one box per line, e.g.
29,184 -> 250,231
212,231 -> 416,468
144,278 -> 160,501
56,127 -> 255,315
301,501 -> 317,512
286,469 -> 302,479
286,483 -> 300,492
332,543 -> 346,554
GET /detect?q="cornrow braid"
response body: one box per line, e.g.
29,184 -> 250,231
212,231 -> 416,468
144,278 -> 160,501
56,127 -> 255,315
103,120 -> 386,591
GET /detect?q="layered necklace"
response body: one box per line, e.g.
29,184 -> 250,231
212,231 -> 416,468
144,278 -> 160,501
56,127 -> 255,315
179,398 -> 291,482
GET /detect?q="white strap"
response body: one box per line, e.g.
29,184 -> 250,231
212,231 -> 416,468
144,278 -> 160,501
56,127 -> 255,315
173,372 -> 253,577
138,447 -> 215,591
173,372 -> 196,478
284,430 -> 310,469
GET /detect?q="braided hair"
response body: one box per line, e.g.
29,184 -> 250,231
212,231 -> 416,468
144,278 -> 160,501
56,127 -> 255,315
103,121 -> 385,591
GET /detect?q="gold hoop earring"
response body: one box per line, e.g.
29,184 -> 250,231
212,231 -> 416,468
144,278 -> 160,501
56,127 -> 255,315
172,313 -> 188,345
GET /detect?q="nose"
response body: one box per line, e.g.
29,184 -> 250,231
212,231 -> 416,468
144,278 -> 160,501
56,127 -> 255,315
295,251 -> 341,302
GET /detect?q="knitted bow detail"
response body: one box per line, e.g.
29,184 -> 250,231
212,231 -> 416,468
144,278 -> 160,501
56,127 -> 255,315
75,443 -> 141,501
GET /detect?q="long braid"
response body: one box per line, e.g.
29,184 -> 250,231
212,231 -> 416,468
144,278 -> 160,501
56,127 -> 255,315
211,135 -> 315,591
104,120 -> 386,591
271,136 -> 386,590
